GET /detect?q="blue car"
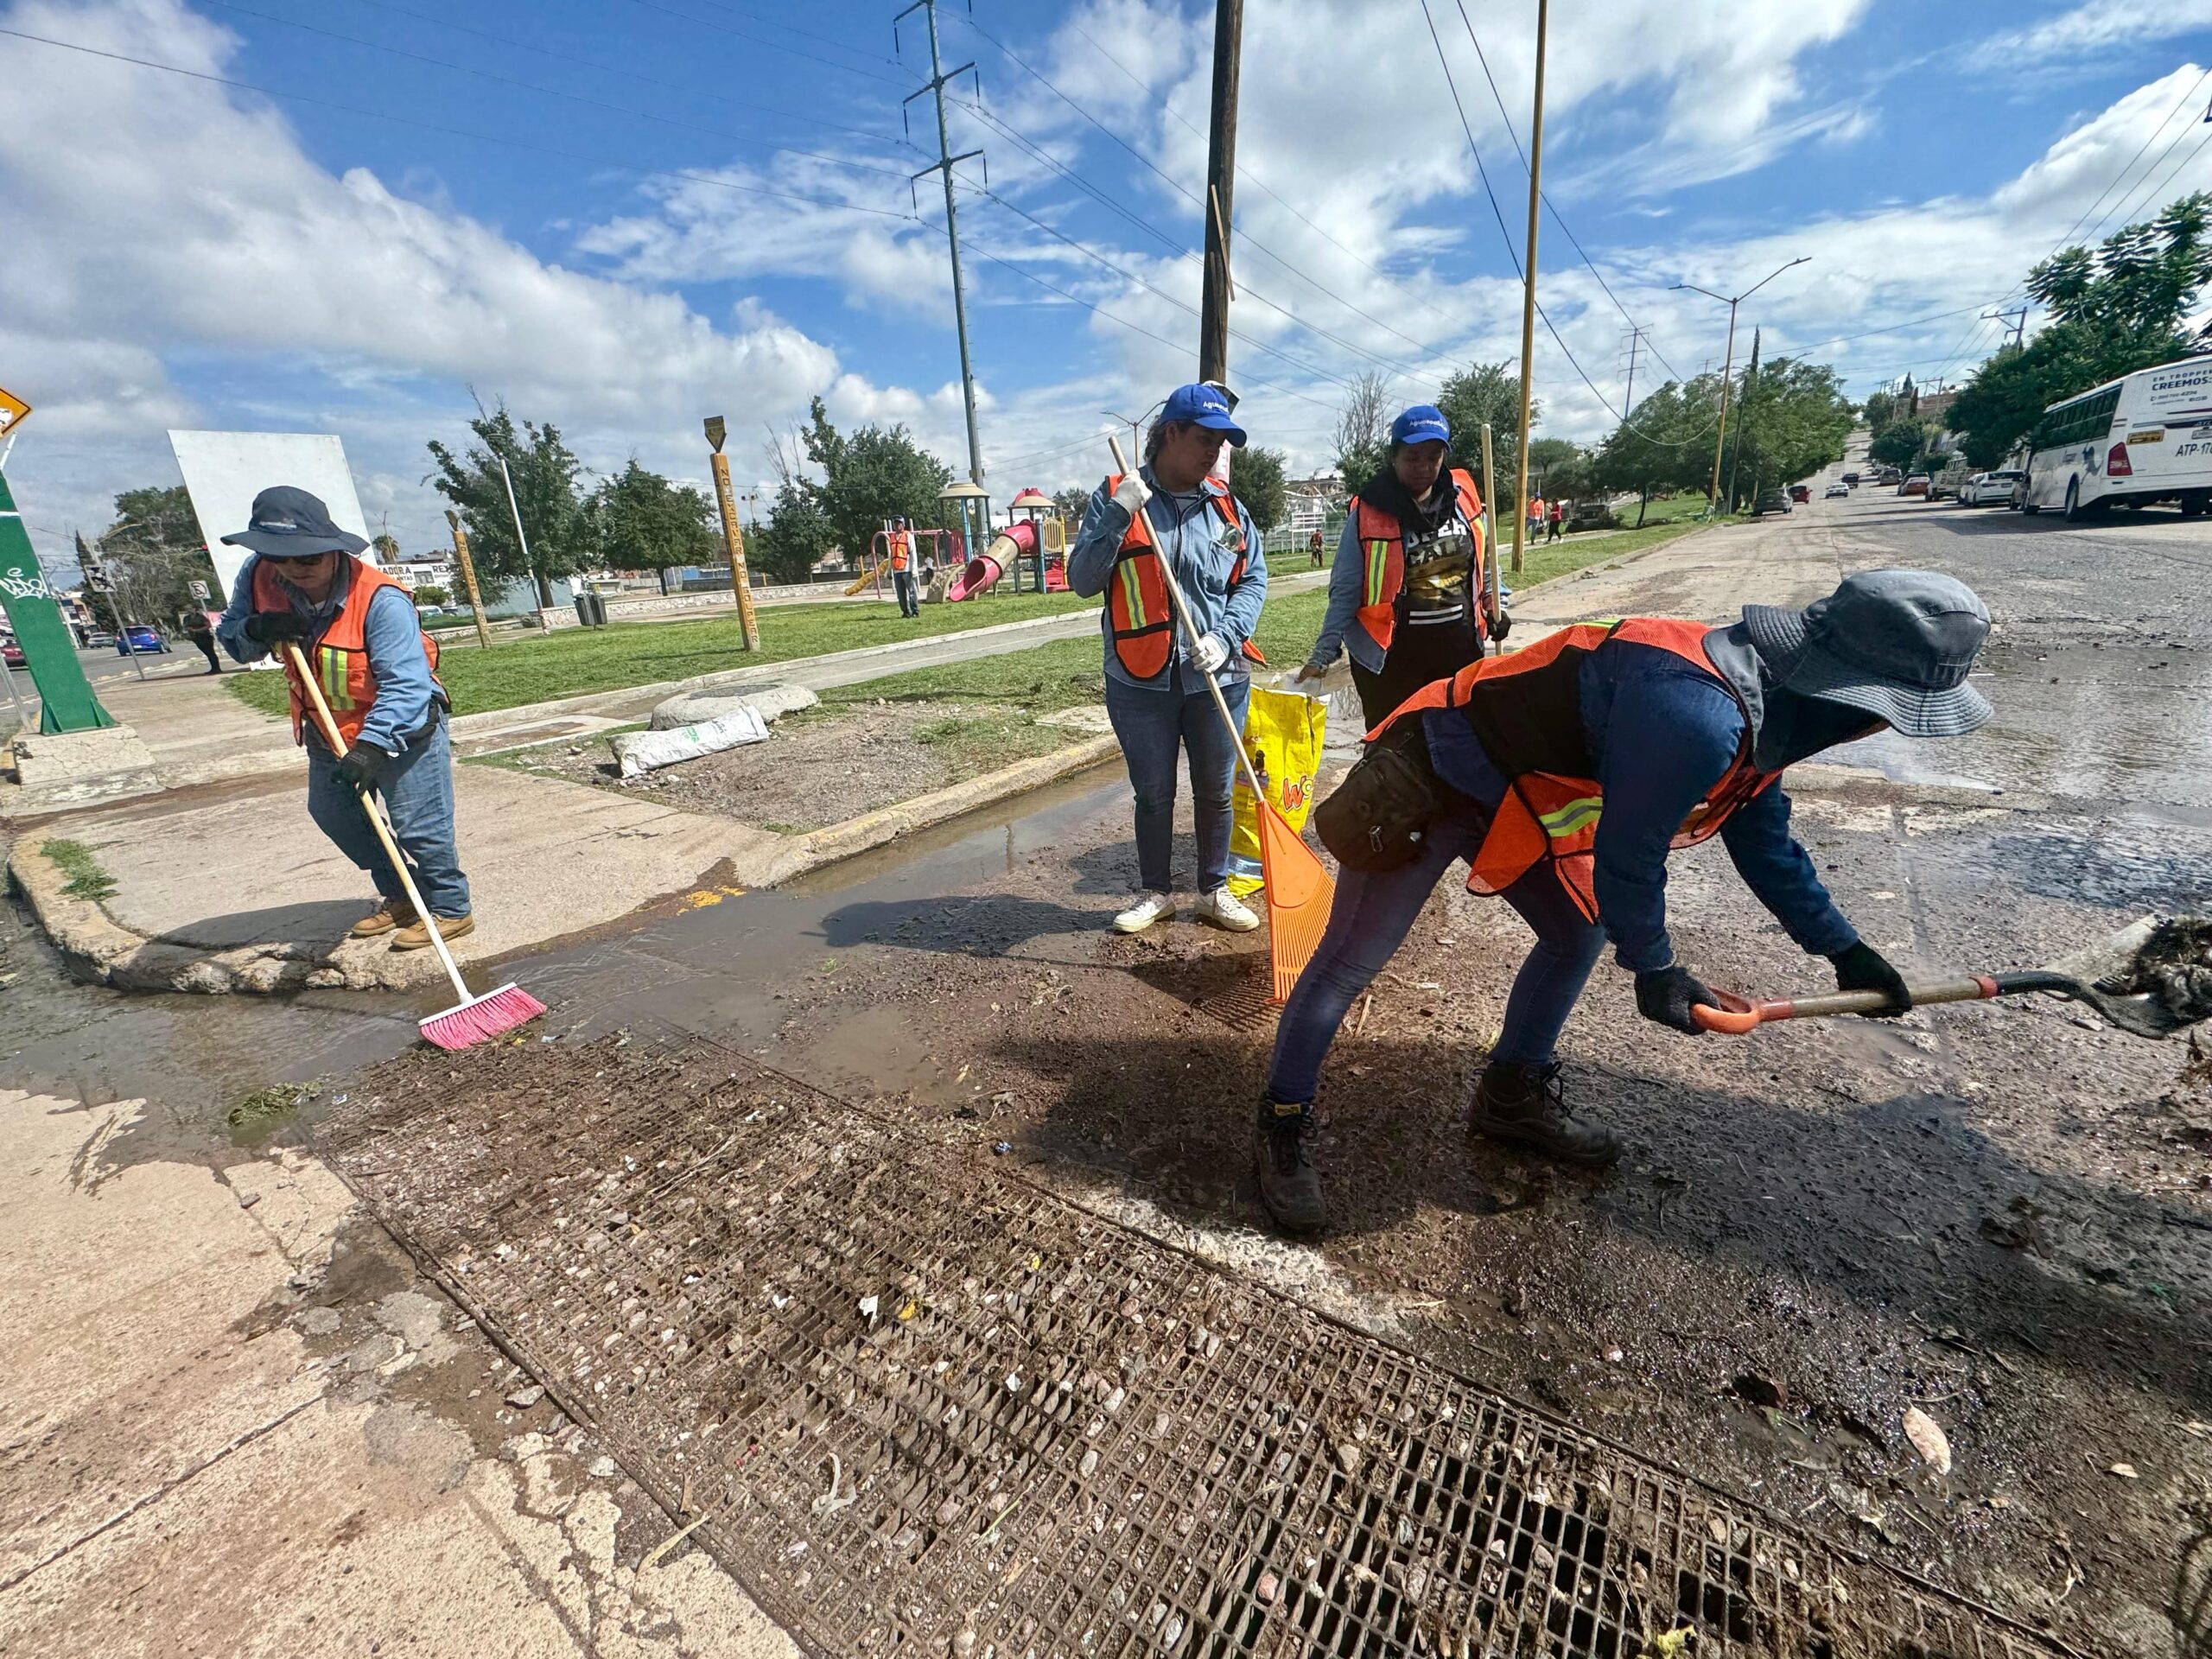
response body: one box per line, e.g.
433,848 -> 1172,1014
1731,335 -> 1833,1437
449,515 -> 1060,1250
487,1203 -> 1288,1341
118,624 -> 169,654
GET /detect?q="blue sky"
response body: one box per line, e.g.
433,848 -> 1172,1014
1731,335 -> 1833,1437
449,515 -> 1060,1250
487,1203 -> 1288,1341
4,0 -> 2211,567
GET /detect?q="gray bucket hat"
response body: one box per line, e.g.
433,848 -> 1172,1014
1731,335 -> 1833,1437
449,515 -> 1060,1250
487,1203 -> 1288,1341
1742,569 -> 1993,738
220,485 -> 368,559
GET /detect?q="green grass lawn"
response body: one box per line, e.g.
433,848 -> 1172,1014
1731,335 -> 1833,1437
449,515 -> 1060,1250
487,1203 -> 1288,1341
226,587 -> 1096,721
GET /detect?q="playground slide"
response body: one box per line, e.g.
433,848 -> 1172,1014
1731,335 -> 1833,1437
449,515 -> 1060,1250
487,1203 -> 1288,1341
944,550 -> 1001,602
944,522 -> 1041,602
842,561 -> 881,597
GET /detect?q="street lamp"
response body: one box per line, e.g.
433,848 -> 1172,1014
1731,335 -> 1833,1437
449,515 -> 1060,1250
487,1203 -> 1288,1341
1673,257 -> 1809,511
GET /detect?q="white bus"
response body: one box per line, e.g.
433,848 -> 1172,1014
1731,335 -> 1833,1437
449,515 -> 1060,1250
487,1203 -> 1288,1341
2021,353 -> 2212,519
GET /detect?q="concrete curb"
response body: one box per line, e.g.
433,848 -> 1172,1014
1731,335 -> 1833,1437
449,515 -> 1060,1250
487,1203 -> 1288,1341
6,839 -> 314,994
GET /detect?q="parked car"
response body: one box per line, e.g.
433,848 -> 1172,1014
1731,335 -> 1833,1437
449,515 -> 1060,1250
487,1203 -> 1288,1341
118,624 -> 169,653
1961,469 -> 2024,507
83,628 -> 118,650
1751,489 -> 1792,516
1824,482 -> 1850,499
1899,475 -> 1931,498
1789,483 -> 1812,504
1841,471 -> 1861,485
2,638 -> 23,669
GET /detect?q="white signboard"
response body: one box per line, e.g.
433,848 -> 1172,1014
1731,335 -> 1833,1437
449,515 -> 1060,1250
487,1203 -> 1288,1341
168,430 -> 377,604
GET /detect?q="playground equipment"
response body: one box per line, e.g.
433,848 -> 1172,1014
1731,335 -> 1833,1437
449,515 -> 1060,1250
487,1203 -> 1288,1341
1007,487 -> 1068,592
849,524 -> 953,597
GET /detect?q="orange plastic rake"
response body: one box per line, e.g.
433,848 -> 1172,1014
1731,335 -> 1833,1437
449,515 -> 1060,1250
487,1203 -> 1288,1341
1108,437 -> 1336,1001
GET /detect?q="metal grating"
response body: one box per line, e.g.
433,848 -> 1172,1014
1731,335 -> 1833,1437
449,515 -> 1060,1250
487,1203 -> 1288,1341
321,1035 -> 2066,1659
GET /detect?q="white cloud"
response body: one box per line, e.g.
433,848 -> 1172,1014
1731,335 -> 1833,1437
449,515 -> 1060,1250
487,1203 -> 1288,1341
1992,0 -> 2212,60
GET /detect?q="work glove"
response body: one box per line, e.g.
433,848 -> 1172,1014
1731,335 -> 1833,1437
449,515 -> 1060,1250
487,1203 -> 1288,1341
243,611 -> 309,645
335,743 -> 387,793
1292,658 -> 1331,684
1635,963 -> 1721,1034
1111,471 -> 1152,518
1828,940 -> 1911,1015
1190,632 -> 1230,674
1484,603 -> 1512,645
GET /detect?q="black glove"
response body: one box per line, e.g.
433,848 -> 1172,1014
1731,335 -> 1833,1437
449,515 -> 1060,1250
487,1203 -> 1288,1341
335,743 -> 386,792
1485,605 -> 1512,645
244,611 -> 309,645
1635,963 -> 1720,1033
1829,940 -> 1911,1015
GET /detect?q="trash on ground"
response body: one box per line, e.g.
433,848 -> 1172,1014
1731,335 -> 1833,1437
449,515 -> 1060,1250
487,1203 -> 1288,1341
612,707 -> 771,778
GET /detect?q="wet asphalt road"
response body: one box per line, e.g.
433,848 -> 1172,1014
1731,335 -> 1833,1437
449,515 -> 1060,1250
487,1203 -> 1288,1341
8,455 -> 2210,1652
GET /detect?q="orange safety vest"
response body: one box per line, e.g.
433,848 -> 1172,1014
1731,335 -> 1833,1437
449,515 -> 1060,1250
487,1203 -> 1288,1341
1351,467 -> 1488,653
1372,617 -> 1778,921
252,555 -> 447,750
1103,474 -> 1261,681
887,531 -> 912,572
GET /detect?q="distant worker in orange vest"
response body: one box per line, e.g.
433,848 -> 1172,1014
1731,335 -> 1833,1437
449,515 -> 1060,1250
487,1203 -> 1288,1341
215,486 -> 469,951
1298,404 -> 1502,726
1527,493 -> 1545,542
1250,572 -> 1990,1234
887,516 -> 920,618
1069,382 -> 1268,937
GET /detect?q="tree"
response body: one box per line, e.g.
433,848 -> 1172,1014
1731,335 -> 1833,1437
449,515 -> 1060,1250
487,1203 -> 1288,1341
798,397 -> 952,563
414,584 -> 451,607
1437,362 -> 1537,473
1949,193 -> 2212,467
1869,418 -> 1927,469
1051,485 -> 1093,525
1231,446 -> 1288,531
589,460 -> 717,573
93,485 -> 219,626
1332,371 -> 1391,491
749,480 -> 835,585
1590,376 -> 1726,524
1726,356 -> 1855,505
370,532 -> 400,564
1860,388 -> 1900,429
426,404 -> 595,607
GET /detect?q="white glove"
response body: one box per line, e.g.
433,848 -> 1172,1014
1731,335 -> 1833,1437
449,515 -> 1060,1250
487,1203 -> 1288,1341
1112,471 -> 1152,518
1191,632 -> 1230,674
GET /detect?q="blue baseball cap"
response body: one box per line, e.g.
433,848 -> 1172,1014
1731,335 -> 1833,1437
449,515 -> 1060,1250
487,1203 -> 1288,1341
1390,405 -> 1451,448
1159,382 -> 1247,448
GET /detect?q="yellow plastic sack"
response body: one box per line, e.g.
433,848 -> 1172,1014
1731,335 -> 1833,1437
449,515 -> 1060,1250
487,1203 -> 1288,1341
1226,684 -> 1327,898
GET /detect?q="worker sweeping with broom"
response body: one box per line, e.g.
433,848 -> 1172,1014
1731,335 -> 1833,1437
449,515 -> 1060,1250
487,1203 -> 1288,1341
1254,570 -> 1993,1236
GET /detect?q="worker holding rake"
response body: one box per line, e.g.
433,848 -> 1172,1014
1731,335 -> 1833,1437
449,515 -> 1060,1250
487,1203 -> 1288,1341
217,486 -> 471,952
1255,571 -> 1993,1236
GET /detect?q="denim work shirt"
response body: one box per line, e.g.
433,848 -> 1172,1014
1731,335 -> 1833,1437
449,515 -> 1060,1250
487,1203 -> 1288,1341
1067,467 -> 1268,692
1421,637 -> 1860,974
217,555 -> 442,756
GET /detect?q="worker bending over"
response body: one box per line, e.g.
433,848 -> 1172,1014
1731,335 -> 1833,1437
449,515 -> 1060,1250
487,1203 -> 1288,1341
1255,570 -> 1992,1235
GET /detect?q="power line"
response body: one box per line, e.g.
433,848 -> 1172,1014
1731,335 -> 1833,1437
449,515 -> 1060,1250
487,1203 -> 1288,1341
614,0 -> 908,85
199,0 -> 915,179
652,0 -> 905,67
0,25 -> 919,218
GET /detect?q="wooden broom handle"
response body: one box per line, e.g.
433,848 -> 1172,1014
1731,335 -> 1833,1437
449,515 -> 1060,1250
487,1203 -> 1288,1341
283,642 -> 471,1001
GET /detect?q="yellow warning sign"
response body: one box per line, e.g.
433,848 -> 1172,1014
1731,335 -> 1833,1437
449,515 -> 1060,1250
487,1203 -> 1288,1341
0,385 -> 29,438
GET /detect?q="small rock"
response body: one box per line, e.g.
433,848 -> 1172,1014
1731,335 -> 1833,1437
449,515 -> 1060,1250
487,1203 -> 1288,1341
2109,1462 -> 2139,1479
1255,1571 -> 1280,1605
589,1455 -> 620,1478
1732,1372 -> 1788,1410
505,1383 -> 547,1410
296,1306 -> 341,1338
235,1189 -> 262,1209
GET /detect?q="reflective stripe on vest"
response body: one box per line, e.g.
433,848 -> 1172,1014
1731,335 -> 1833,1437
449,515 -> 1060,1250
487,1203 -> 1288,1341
252,555 -> 447,748
1368,615 -> 1777,920
1103,473 -> 1241,682
1351,467 -> 1486,654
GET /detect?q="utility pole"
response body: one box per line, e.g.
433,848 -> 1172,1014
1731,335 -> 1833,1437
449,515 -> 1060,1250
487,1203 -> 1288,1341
443,510 -> 493,649
1198,0 -> 1243,387
703,416 -> 760,652
899,0 -> 985,488
1674,255 -> 1808,512
1983,306 -> 2027,351
1507,0 -> 1549,576
1726,327 -> 1760,512
1618,326 -> 1645,417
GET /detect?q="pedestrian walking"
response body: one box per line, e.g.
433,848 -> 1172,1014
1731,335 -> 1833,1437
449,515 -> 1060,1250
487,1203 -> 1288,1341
1252,571 -> 1992,1234
887,516 -> 920,618
1069,383 -> 1269,937
215,486 -> 472,951
1527,493 -> 1545,543
1547,499 -> 1566,543
1296,405 -> 1502,728
1307,526 -> 1325,568
180,608 -> 221,674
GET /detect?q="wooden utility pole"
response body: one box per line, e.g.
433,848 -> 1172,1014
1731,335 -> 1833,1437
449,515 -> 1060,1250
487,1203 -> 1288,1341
1508,0 -> 1548,576
1725,327 -> 1760,511
703,416 -> 760,652
1198,0 -> 1243,386
443,509 -> 493,649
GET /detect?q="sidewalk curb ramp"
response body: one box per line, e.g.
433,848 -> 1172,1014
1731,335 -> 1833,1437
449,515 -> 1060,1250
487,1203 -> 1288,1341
6,734 -> 1124,995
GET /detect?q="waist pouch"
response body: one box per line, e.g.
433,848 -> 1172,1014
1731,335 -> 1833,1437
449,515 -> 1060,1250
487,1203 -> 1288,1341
1316,721 -> 1449,871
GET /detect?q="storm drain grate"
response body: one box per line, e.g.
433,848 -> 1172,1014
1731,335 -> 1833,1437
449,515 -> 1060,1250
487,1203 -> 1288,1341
322,1036 -> 2063,1659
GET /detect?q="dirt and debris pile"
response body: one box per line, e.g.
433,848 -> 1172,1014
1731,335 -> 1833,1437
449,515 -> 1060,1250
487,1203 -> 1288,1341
2104,916 -> 2212,1024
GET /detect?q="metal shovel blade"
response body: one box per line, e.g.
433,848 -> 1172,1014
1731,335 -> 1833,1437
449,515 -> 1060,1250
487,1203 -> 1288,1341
2035,914 -> 2205,1039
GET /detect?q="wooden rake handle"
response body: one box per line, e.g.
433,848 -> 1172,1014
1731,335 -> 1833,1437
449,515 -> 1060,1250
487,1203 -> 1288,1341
283,642 -> 471,1002
1691,976 -> 2000,1033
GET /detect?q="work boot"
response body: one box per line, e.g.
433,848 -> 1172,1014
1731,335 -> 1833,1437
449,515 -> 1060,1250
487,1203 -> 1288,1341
392,912 -> 474,952
1471,1062 -> 1621,1166
1254,1097 -> 1325,1235
350,897 -> 417,938
1192,887 -> 1261,931
1111,892 -> 1177,934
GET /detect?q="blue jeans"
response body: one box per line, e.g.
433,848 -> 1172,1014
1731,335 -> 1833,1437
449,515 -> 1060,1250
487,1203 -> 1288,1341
1266,811 -> 1605,1103
1103,671 -> 1250,894
305,718 -> 472,918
